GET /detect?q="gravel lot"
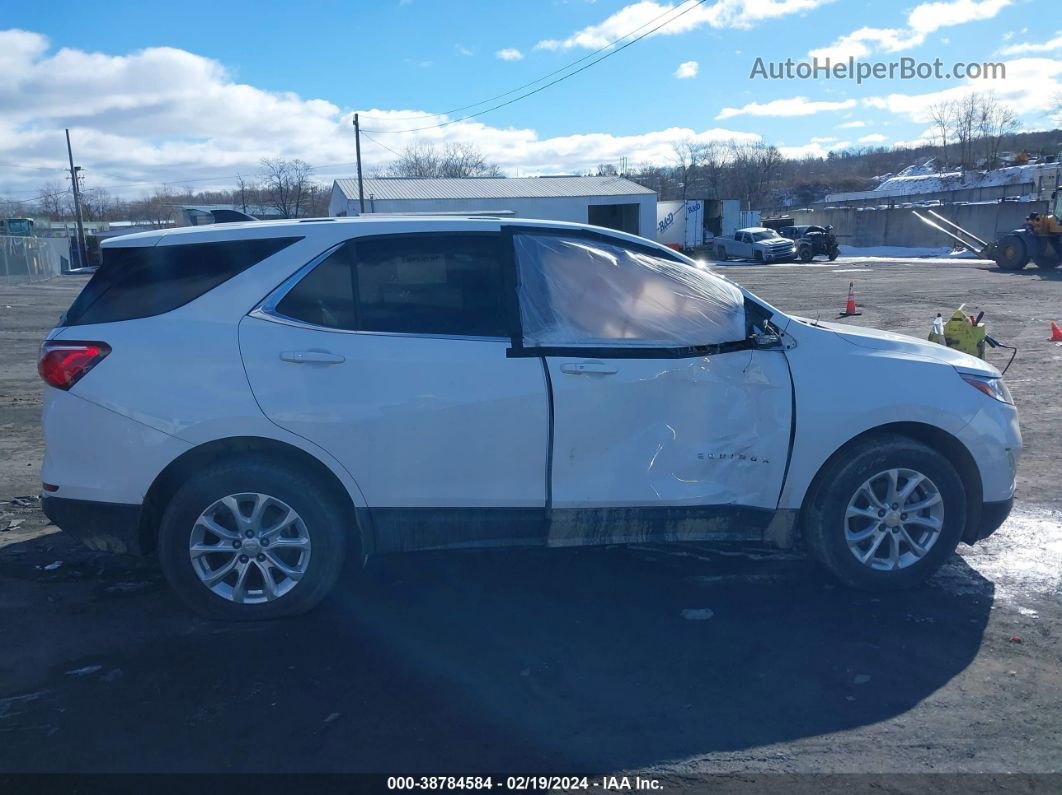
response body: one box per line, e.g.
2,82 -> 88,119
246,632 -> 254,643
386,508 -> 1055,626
0,258 -> 1060,779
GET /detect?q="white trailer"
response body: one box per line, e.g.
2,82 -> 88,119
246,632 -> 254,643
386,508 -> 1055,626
656,200 -> 706,249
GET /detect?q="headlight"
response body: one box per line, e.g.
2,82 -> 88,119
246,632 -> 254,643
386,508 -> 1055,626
960,373 -> 1013,404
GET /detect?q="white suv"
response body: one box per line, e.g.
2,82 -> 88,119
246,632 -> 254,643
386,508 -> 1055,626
39,217 -> 1020,619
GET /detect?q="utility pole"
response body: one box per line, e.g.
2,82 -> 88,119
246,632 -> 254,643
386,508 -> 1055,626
65,129 -> 88,268
353,113 -> 366,214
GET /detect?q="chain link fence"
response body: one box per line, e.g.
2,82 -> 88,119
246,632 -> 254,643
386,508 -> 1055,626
0,236 -> 65,283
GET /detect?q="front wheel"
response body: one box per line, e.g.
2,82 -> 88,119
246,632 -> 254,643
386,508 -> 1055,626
158,457 -> 348,619
995,234 -> 1029,270
827,246 -> 839,261
802,435 -> 966,590
798,244 -> 814,262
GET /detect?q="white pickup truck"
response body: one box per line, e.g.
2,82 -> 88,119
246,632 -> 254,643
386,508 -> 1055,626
713,227 -> 797,263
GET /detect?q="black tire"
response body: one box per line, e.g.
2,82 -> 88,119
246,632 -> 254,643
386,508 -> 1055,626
717,246 -> 728,261
798,244 -> 814,262
1033,256 -> 1060,270
827,247 -> 839,261
754,250 -> 764,263
995,234 -> 1029,270
802,434 -> 966,591
158,456 -> 348,620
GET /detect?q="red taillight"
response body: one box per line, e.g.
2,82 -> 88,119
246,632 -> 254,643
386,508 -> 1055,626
38,341 -> 111,390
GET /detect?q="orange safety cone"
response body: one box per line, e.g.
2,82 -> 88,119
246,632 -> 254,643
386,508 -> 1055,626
1051,321 -> 1062,342
839,281 -> 861,317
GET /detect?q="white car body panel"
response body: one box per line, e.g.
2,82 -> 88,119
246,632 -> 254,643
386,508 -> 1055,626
776,318 -> 1019,510
545,349 -> 792,545
41,389 -> 192,504
238,315 -> 549,509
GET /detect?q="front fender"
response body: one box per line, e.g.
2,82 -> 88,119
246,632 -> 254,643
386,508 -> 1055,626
779,323 -> 984,510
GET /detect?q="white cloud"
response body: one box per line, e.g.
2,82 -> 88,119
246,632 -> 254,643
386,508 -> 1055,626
998,32 -> 1062,56
0,31 -> 762,197
861,57 -> 1061,123
455,44 -> 474,56
495,48 -> 524,61
837,120 -> 867,128
858,133 -> 888,143
674,60 -> 699,78
716,96 -> 857,119
778,140 -> 851,158
810,0 -> 1012,61
536,0 -> 836,50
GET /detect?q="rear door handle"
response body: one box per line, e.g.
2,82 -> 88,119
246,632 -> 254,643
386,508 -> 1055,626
560,361 -> 618,375
280,350 -> 345,365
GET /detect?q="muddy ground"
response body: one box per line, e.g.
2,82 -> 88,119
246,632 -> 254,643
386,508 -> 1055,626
0,259 -> 1059,780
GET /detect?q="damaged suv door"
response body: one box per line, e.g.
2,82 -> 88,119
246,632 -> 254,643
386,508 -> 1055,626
509,230 -> 793,546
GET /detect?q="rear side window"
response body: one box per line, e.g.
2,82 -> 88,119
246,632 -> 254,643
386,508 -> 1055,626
63,237 -> 302,326
275,235 -> 507,337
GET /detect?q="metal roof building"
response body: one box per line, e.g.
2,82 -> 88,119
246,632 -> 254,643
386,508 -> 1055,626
328,175 -> 657,237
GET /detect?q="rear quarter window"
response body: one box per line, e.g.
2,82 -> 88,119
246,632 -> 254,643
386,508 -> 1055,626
63,236 -> 302,326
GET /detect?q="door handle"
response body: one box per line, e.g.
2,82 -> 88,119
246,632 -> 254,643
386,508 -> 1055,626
279,350 -> 345,364
560,361 -> 618,375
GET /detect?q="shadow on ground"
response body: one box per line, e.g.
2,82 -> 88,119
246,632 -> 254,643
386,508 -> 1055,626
0,531 -> 993,773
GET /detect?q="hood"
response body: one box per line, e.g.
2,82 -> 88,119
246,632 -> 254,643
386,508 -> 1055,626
799,318 -> 1001,376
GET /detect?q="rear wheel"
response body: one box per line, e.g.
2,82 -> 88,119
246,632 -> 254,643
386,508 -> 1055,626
159,457 -> 347,619
716,246 -> 728,261
827,246 -> 839,261
803,435 -> 965,590
995,234 -> 1029,270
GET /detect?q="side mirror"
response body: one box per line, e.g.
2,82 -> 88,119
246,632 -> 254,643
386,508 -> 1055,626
751,332 -> 783,349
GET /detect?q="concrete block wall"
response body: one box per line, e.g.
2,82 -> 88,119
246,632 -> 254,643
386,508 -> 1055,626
785,200 -> 1048,250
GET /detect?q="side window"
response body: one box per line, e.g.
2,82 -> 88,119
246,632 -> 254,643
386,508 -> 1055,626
64,237 -> 302,326
353,235 -> 506,336
275,244 -> 357,330
734,232 -> 742,241
513,233 -> 746,348
275,235 -> 507,337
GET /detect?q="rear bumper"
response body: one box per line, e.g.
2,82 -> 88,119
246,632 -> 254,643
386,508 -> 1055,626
41,494 -> 144,555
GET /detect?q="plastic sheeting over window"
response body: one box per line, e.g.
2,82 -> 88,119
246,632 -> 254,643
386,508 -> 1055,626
514,233 -> 745,348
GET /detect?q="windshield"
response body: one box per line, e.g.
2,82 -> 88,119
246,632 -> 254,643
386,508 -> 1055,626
752,230 -> 782,241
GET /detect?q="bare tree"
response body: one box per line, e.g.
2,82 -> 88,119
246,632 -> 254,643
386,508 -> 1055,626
699,141 -> 728,200
381,142 -> 503,178
728,141 -> 782,210
927,100 -> 952,169
976,93 -> 1019,170
951,93 -> 980,173
235,173 -> 263,214
672,139 -> 708,203
37,181 -> 70,219
259,157 -> 315,218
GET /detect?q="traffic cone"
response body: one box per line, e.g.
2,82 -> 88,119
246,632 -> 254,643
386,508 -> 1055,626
839,281 -> 861,317
1051,321 -> 1062,342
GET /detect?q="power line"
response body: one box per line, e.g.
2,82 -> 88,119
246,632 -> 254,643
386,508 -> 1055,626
360,131 -> 402,157
359,0 -> 702,124
361,0 -> 709,134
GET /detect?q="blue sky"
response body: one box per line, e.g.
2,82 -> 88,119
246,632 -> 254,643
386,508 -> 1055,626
0,0 -> 1059,198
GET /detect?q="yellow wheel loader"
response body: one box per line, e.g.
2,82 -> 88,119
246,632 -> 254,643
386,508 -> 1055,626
913,189 -> 1062,271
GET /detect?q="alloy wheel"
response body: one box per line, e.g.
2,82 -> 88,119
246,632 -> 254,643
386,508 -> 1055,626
843,468 -> 944,571
189,492 -> 311,604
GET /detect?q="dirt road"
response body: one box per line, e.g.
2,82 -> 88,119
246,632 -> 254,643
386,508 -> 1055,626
0,259 -> 1059,778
